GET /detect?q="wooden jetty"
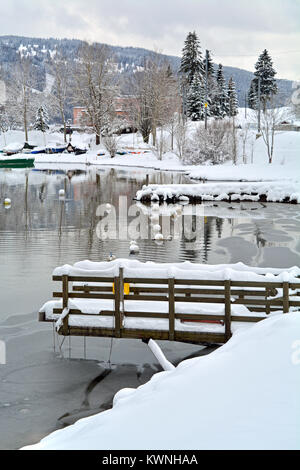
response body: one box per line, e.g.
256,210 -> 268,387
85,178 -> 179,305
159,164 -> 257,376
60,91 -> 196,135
39,266 -> 300,345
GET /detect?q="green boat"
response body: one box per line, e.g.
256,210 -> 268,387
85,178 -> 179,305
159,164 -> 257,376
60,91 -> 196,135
0,156 -> 35,169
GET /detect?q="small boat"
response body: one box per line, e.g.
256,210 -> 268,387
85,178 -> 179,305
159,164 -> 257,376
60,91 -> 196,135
3,142 -> 24,156
0,155 -> 35,168
31,146 -> 46,154
45,143 -> 67,154
23,142 -> 37,154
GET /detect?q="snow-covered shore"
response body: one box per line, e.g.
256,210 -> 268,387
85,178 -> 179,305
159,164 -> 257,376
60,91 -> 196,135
136,181 -> 300,204
23,312 -> 300,450
1,110 -> 300,183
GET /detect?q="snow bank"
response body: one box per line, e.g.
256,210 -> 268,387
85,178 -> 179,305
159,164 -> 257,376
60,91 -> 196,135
136,181 -> 300,204
52,259 -> 300,283
23,312 -> 300,450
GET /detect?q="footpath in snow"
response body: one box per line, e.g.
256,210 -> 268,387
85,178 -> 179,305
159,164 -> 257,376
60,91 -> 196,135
23,312 -> 300,450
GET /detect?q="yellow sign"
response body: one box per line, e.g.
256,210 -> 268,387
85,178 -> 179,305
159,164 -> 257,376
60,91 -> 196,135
204,103 -> 208,108
112,283 -> 130,295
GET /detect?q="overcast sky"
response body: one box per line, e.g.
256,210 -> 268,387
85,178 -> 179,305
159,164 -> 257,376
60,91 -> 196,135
1,0 -> 299,80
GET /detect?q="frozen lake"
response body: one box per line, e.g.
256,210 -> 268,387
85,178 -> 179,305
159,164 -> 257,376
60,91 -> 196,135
0,165 -> 299,320
0,165 -> 299,449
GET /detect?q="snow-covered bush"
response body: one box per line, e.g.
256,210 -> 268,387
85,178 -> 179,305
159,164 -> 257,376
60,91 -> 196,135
183,120 -> 235,165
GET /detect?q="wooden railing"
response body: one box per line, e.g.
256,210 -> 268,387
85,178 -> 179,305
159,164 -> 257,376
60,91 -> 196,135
39,269 -> 300,344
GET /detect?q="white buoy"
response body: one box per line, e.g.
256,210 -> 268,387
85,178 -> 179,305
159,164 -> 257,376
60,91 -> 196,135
130,241 -> 139,254
152,224 -> 161,233
4,198 -> 11,206
59,189 -> 65,197
154,233 -> 164,242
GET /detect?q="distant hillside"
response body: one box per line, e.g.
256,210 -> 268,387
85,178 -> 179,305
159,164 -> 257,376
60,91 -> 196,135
0,35 -> 293,107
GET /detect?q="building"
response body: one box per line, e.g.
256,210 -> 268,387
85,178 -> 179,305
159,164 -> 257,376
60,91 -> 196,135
73,96 -> 137,126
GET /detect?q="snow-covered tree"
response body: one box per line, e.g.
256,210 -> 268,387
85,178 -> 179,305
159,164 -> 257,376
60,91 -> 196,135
183,119 -> 235,165
10,56 -> 35,141
50,51 -> 70,143
211,64 -> 229,118
187,74 -> 204,121
253,49 -> 278,111
227,77 -> 239,117
73,42 -> 118,145
0,107 -> 9,145
179,31 -> 204,86
34,106 -> 49,145
248,80 -> 258,109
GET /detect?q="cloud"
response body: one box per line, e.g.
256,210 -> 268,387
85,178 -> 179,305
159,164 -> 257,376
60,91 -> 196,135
0,0 -> 299,79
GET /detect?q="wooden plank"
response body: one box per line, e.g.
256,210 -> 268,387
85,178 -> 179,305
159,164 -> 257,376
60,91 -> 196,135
124,277 -> 169,284
283,282 -> 290,313
53,292 -> 115,300
168,278 -> 175,341
73,286 -> 113,292
124,294 -> 168,302
62,274 -> 69,335
114,277 -> 121,337
125,311 -> 169,319
53,275 -> 115,283
224,280 -> 231,341
175,279 -> 225,286
231,281 -> 282,288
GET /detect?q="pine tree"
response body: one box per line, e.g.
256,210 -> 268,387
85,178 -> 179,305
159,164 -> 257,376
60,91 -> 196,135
227,77 -> 238,117
253,49 -> 278,110
34,106 -> 49,133
34,106 -> 49,145
180,31 -> 204,86
248,80 -> 258,109
211,64 -> 229,118
186,75 -> 204,121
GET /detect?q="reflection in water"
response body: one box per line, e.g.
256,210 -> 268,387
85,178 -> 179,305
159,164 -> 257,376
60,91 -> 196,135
0,166 -> 299,318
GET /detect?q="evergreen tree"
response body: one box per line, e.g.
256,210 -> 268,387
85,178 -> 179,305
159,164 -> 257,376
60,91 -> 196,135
180,31 -> 204,86
34,106 -> 49,132
248,80 -> 258,109
186,75 -> 204,121
227,77 -> 239,117
211,64 -> 229,118
34,106 -> 49,144
253,49 -> 278,110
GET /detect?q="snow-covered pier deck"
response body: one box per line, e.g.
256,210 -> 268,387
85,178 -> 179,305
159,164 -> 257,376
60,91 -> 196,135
39,260 -> 300,345
136,182 -> 300,204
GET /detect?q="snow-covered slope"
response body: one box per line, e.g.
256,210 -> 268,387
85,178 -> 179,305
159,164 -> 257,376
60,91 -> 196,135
23,312 -> 300,450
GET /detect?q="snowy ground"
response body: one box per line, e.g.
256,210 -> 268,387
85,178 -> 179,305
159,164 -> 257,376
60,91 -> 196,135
23,312 -> 300,450
1,108 -> 299,182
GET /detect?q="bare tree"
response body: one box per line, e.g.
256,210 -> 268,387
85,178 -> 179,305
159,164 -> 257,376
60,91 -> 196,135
50,51 -> 70,142
73,42 -> 118,145
174,115 -> 188,160
257,103 -> 290,163
129,53 -> 177,146
10,56 -> 34,142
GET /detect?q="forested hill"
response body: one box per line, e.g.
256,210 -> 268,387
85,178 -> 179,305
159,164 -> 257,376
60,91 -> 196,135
0,35 -> 293,106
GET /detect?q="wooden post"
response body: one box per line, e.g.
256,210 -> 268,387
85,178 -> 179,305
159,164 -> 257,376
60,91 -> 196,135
114,276 -> 121,337
62,275 -> 69,335
283,282 -> 290,313
224,280 -> 232,341
145,174 -> 149,186
265,287 -> 270,315
168,278 -> 175,341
